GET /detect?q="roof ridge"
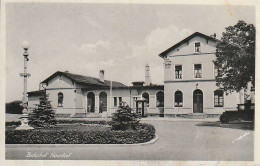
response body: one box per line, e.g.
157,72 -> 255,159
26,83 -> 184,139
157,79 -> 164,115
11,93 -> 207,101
158,32 -> 217,58
44,71 -> 126,87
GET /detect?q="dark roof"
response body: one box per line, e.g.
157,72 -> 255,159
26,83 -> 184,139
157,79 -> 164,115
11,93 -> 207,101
27,90 -> 44,96
129,84 -> 164,90
159,32 -> 217,58
41,71 -> 127,88
82,84 -> 164,91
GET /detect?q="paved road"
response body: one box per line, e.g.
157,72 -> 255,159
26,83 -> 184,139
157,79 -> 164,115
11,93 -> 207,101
5,120 -> 254,160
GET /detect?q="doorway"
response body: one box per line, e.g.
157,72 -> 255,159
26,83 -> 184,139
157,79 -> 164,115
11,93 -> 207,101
87,92 -> 95,113
193,89 -> 203,113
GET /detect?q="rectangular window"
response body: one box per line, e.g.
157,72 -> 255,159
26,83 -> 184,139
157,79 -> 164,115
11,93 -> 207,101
214,63 -> 220,77
175,65 -> 182,79
195,42 -> 201,52
113,97 -> 117,107
214,90 -> 224,107
194,64 -> 202,78
119,97 -> 122,106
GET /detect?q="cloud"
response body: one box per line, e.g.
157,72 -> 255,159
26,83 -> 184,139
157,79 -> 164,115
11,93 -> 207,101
6,25 -> 192,102
74,25 -> 192,85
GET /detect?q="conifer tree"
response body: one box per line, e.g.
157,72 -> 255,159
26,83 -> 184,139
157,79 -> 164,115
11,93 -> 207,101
111,101 -> 140,130
29,93 -> 56,128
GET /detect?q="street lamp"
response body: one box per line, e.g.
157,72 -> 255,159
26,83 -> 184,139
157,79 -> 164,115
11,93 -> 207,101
15,41 -> 34,130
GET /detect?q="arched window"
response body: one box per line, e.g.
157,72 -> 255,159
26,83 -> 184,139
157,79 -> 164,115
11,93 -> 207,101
142,92 -> 149,106
99,91 -> 107,113
174,91 -> 183,107
214,90 -> 224,107
156,91 -> 164,107
87,92 -> 95,113
58,92 -> 63,107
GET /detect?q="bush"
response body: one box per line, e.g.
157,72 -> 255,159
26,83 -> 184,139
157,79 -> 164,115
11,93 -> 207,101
56,119 -> 111,125
5,123 -> 155,144
111,102 -> 140,130
6,121 -> 21,127
220,110 -> 254,124
5,100 -> 23,114
29,93 -> 57,128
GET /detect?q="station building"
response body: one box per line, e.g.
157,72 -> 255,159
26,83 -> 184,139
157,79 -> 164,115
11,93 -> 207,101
28,32 -> 247,118
28,65 -> 164,118
159,32 -> 243,116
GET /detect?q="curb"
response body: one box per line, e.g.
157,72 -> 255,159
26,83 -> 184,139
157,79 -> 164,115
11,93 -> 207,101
5,134 -> 159,148
140,118 -> 219,122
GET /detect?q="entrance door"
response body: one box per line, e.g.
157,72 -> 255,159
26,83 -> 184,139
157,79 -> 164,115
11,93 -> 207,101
87,92 -> 95,113
99,92 -> 107,113
193,89 -> 203,113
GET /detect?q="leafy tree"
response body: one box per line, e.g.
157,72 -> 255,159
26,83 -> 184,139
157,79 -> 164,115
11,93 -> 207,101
111,101 -> 140,130
28,93 -> 56,128
214,20 -> 255,93
5,100 -> 23,114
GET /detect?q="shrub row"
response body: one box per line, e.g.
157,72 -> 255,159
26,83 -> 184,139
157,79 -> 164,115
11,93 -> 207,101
5,119 -> 110,127
6,123 -> 155,144
56,119 -> 113,125
6,121 -> 21,127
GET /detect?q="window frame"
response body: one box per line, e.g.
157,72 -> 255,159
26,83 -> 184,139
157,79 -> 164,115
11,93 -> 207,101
214,63 -> 220,78
214,90 -> 224,107
113,97 -> 117,107
194,42 -> 201,53
58,92 -> 64,107
194,64 -> 202,78
174,91 -> 183,107
119,97 -> 122,106
175,65 -> 183,79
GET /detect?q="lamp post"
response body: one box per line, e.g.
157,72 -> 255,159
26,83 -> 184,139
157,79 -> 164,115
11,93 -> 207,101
15,41 -> 34,130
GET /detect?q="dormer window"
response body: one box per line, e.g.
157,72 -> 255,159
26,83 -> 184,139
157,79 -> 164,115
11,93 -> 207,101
195,42 -> 201,52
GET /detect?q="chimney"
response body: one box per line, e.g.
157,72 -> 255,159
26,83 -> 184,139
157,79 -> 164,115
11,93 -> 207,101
145,64 -> 151,86
99,70 -> 104,83
210,33 -> 216,38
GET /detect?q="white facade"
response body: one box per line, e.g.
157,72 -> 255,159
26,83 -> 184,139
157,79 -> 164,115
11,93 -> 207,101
160,33 -> 241,115
28,71 -> 164,117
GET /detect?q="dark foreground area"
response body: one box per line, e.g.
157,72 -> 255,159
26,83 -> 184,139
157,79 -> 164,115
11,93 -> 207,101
6,120 -> 254,160
6,123 -> 155,144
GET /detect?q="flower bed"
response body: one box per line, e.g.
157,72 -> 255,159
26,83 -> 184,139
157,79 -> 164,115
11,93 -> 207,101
6,123 -> 155,144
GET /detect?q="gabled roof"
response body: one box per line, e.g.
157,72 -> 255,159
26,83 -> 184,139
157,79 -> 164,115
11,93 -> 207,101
41,71 -> 127,88
159,32 -> 217,58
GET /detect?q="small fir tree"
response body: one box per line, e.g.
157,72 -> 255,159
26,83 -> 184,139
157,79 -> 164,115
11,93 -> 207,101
29,93 -> 56,128
111,101 -> 140,130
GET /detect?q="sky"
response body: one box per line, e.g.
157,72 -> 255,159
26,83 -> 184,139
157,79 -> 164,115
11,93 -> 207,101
5,3 -> 255,102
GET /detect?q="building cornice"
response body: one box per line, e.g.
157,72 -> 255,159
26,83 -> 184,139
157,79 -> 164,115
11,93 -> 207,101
169,52 -> 216,58
164,79 -> 216,83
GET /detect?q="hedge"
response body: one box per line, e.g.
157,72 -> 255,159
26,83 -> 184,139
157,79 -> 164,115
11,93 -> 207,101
56,119 -> 112,125
5,119 -> 110,127
6,121 -> 21,127
6,123 -> 155,144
